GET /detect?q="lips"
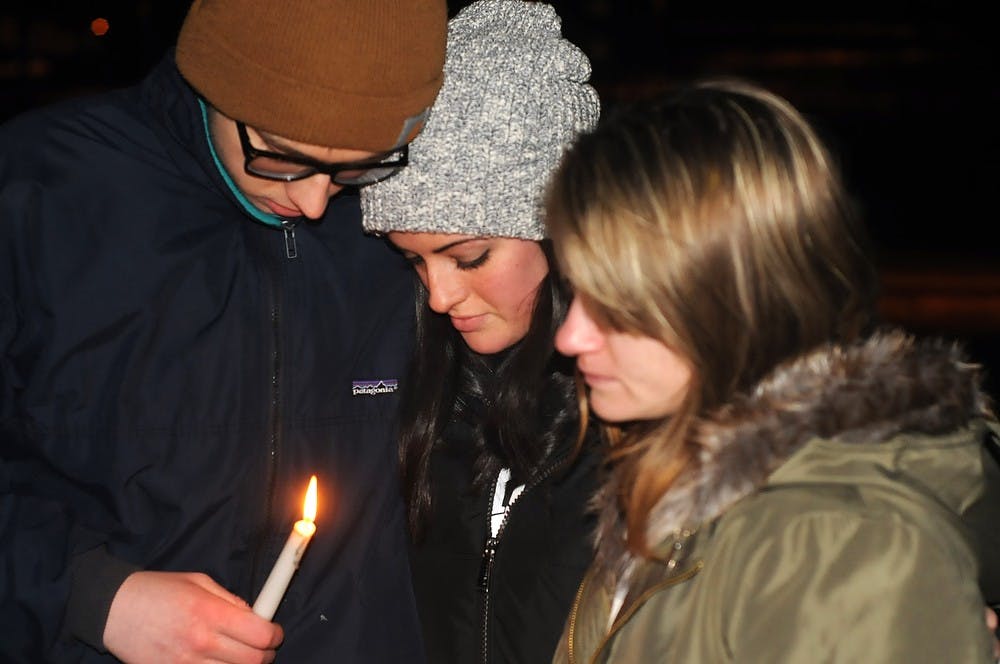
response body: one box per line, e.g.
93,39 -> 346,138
581,372 -> 611,385
578,366 -> 615,387
450,314 -> 487,333
264,199 -> 303,218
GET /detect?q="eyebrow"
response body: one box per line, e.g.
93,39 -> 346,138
390,237 -> 483,256
257,128 -> 399,162
255,130 -> 313,160
432,238 -> 482,254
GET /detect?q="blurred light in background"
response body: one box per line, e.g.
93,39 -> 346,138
90,17 -> 109,37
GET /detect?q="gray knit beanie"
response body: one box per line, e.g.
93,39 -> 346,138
361,0 -> 600,240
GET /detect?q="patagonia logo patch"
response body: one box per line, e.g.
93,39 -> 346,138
352,379 -> 399,396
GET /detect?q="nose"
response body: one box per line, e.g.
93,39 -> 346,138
424,264 -> 467,315
555,295 -> 604,357
285,175 -> 344,220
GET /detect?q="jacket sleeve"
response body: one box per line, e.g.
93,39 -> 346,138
0,483 -> 136,660
721,508 -> 995,663
0,162 -> 61,660
0,175 -> 138,660
65,547 -> 142,650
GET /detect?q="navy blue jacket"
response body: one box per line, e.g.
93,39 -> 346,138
0,55 -> 422,662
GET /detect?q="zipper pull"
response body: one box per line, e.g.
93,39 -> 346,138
281,220 -> 298,259
477,537 -> 498,589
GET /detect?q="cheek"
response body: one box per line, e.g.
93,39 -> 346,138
229,170 -> 263,198
500,271 -> 545,329
481,256 -> 546,314
220,151 -> 277,204
207,117 -> 278,204
605,338 -> 691,419
642,352 -> 691,416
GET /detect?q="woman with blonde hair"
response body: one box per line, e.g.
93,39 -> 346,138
547,79 -> 1000,662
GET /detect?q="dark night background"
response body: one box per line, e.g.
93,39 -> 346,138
2,1 -> 998,394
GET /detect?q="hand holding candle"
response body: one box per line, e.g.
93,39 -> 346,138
252,475 -> 317,620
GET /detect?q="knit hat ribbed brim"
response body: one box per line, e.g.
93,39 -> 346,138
361,0 -> 600,240
176,0 -> 447,151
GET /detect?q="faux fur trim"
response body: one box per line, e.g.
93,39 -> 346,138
592,329 -> 994,575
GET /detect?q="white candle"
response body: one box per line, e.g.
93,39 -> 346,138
252,475 -> 317,620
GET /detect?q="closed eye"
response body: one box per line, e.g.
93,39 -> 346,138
456,249 -> 489,270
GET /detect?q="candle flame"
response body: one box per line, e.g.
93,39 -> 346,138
303,475 -> 318,523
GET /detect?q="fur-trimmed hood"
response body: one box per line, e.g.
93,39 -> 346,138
592,328 -> 996,574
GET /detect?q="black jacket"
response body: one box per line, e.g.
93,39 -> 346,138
409,413 -> 600,664
0,55 -> 422,662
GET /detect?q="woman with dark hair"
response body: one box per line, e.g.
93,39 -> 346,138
360,2 -> 602,662
547,79 -> 1000,662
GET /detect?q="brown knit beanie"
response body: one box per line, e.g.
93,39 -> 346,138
175,0 -> 447,151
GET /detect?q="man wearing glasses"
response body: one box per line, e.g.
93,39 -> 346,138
0,1 -> 445,662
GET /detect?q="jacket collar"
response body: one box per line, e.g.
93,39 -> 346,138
592,328 -> 994,575
138,52 -> 211,175
138,52 -> 276,227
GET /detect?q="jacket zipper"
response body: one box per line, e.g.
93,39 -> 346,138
565,571 -> 591,664
477,455 -> 569,664
281,219 -> 298,259
477,471 -> 504,664
250,230 -> 290,596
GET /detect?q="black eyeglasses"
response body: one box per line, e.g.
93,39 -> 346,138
236,121 -> 408,186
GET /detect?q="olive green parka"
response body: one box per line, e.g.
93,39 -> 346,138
555,330 -> 1000,663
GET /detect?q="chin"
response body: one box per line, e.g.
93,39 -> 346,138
591,406 -> 632,423
594,400 -> 675,423
461,334 -> 514,356
589,394 -> 648,423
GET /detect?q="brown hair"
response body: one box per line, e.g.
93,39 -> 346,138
546,79 -> 877,556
